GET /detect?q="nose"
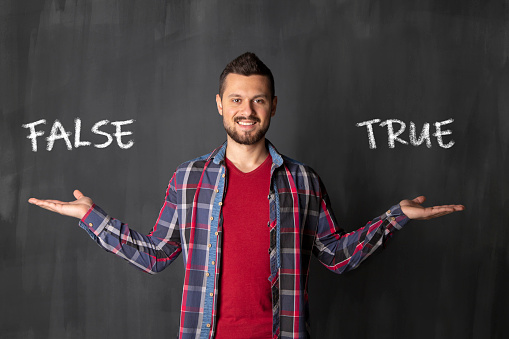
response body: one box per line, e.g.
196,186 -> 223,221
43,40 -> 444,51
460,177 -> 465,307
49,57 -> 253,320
240,100 -> 255,115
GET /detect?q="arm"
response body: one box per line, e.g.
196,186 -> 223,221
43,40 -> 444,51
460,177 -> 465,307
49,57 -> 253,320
312,191 -> 409,274
29,174 -> 182,274
313,189 -> 464,274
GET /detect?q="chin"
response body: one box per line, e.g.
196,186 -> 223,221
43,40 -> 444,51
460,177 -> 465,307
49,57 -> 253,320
228,130 -> 266,145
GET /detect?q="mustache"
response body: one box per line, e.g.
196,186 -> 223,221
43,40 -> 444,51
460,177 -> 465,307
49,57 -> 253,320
234,116 -> 261,123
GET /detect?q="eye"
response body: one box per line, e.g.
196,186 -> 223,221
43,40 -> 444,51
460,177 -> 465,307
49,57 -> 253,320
232,98 -> 241,103
253,99 -> 265,104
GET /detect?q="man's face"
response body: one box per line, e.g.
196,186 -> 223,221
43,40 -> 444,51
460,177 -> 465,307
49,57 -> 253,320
216,74 -> 277,146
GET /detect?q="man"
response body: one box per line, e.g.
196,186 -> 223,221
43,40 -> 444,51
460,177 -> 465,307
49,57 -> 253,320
29,52 -> 464,339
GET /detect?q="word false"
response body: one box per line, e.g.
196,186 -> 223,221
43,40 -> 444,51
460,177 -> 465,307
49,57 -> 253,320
22,118 -> 135,152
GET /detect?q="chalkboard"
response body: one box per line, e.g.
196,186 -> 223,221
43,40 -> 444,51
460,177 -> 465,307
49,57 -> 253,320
2,0 -> 507,338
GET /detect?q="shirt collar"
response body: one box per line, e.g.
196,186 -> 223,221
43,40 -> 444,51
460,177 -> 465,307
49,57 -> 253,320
210,139 -> 284,168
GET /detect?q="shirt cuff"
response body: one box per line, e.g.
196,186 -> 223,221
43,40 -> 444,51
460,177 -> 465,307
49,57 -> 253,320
379,203 -> 410,248
78,204 -> 111,240
382,203 -> 410,231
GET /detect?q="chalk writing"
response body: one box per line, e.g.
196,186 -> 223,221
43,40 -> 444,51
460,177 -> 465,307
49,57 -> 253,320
22,118 -> 135,152
356,118 -> 455,149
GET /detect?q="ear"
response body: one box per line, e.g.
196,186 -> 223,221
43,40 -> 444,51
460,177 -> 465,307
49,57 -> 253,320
216,94 -> 223,116
271,96 -> 278,117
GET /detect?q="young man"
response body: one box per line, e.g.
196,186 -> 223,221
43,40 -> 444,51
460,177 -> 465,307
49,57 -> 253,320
29,52 -> 464,339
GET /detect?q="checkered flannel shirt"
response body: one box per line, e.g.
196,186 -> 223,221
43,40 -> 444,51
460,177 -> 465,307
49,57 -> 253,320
80,140 -> 409,339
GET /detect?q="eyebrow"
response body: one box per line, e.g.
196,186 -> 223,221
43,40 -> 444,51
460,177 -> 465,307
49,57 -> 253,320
227,93 -> 269,99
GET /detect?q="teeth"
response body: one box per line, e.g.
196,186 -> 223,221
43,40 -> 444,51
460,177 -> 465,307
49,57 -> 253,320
238,121 -> 255,126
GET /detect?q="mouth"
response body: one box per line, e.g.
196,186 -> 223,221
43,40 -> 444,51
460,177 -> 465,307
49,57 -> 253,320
237,120 -> 256,126
235,117 -> 260,127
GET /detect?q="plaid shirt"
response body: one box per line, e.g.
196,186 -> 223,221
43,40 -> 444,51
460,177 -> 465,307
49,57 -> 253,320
80,140 -> 409,339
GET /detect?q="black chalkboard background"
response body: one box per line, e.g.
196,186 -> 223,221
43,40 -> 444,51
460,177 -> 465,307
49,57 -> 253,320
2,1 -> 508,338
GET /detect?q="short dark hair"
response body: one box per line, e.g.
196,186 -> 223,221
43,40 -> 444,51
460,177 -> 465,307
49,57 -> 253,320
219,52 -> 275,98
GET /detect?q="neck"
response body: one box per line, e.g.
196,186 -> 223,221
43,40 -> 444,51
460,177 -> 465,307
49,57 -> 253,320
225,136 -> 269,173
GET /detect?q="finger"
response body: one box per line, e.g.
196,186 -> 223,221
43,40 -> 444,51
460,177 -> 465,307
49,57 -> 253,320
412,196 -> 426,204
430,206 -> 456,214
28,198 -> 46,206
32,200 -> 61,214
29,198 -> 67,205
437,205 -> 465,212
425,211 -> 454,219
31,199 -> 55,208
415,206 -> 452,219
433,205 -> 465,208
430,205 -> 465,212
39,205 -> 59,213
425,206 -> 465,219
39,199 -> 67,204
73,190 -> 84,200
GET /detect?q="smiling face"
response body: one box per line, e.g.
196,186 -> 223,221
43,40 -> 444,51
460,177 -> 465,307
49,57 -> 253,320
216,73 -> 277,146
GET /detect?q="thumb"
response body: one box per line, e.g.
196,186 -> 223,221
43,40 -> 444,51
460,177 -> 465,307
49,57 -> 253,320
73,189 -> 84,200
412,195 -> 426,204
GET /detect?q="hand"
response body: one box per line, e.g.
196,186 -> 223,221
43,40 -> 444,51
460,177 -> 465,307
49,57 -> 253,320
28,190 -> 93,220
399,196 -> 465,220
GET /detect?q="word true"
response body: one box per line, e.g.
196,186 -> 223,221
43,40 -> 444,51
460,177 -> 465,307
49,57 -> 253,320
22,118 -> 135,152
355,118 -> 455,149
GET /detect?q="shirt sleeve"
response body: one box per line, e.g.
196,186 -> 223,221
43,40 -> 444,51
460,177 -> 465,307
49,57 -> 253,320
313,183 -> 409,274
77,172 -> 182,274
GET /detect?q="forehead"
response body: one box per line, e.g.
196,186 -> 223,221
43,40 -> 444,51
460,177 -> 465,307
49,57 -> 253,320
223,74 -> 271,96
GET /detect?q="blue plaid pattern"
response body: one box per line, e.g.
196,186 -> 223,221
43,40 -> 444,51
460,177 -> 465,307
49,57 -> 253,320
80,140 -> 409,339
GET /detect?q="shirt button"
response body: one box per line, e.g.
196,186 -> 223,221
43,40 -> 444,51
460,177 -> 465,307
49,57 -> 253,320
209,292 -> 213,296
215,231 -> 218,235
222,174 -> 225,178
211,261 -> 215,265
391,217 -> 395,221
88,222 -> 93,227
206,324 -> 211,328
215,189 -> 219,193
206,272 -> 210,277
218,202 -> 222,206
208,244 -> 212,248
210,217 -> 214,221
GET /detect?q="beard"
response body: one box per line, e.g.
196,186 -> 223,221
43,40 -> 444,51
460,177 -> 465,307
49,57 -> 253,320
223,115 -> 270,145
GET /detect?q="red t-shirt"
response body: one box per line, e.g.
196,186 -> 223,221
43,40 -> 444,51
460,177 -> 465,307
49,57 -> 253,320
214,155 -> 273,339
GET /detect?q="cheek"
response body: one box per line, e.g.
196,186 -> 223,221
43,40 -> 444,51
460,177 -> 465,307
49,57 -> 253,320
262,109 -> 273,119
223,111 -> 236,121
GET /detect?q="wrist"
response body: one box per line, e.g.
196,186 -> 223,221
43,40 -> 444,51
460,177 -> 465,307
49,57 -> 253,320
79,204 -> 95,222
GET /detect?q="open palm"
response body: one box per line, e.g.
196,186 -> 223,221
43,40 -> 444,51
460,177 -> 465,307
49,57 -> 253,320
28,190 -> 93,220
400,196 -> 464,220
